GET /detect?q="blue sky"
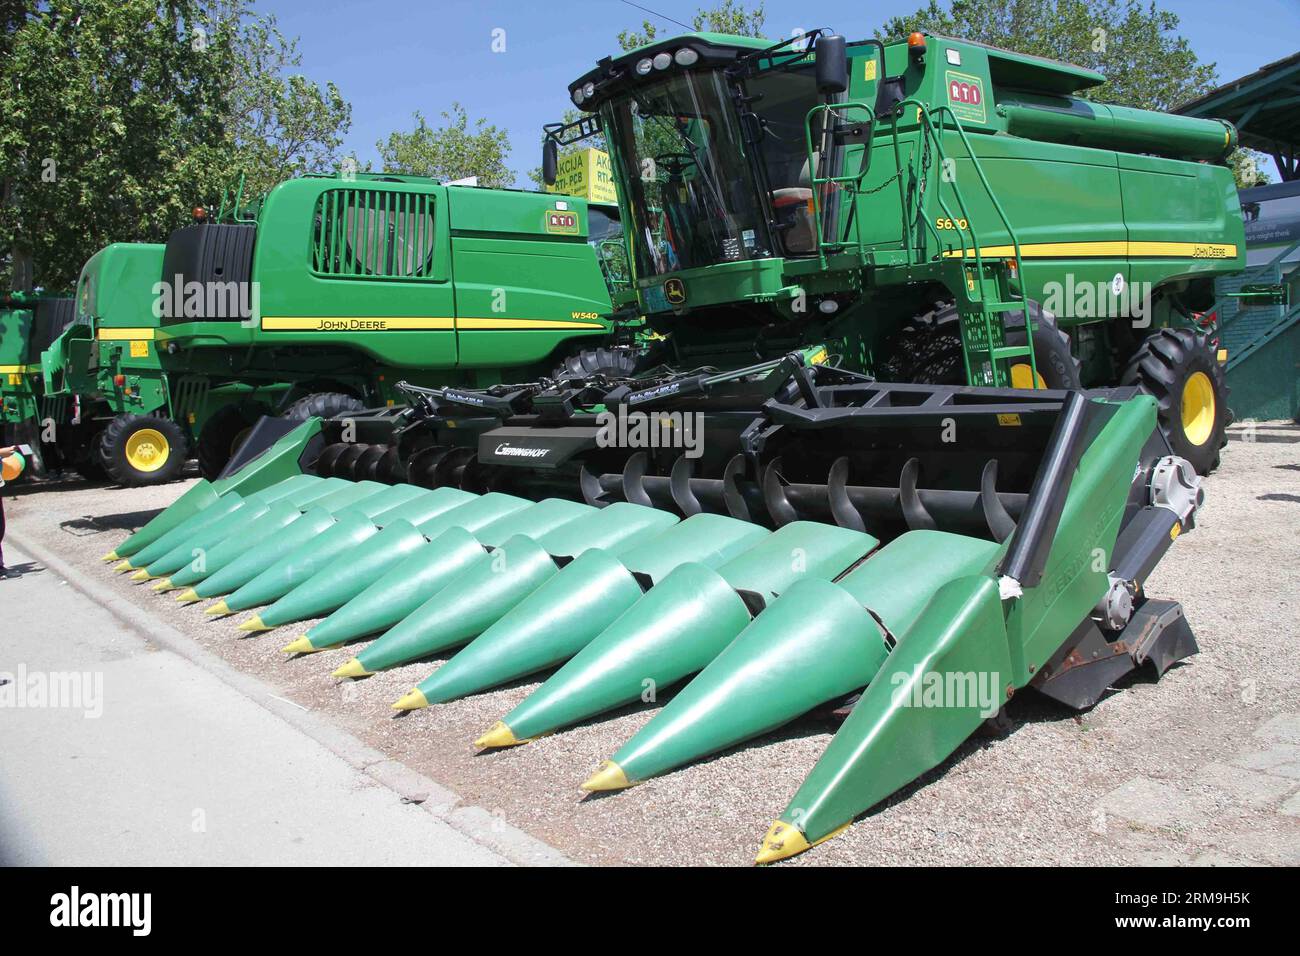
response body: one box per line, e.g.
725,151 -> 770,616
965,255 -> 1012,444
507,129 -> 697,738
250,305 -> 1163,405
266,0 -> 1300,183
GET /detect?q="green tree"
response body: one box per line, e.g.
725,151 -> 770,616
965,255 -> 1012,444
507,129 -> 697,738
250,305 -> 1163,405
619,0 -> 767,51
221,9 -> 354,196
0,0 -> 238,290
877,1 -> 1275,185
1228,149 -> 1272,189
0,0 -> 354,291
878,0 -> 1215,112
376,105 -> 513,188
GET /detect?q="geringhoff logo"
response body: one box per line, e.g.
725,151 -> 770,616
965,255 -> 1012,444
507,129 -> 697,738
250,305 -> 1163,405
494,443 -> 549,459
50,886 -> 151,936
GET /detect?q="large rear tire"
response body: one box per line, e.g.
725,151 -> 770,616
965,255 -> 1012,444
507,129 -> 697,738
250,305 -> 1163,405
550,347 -> 641,381
282,392 -> 366,422
881,301 -> 1080,388
1121,328 -> 1228,475
197,402 -> 272,480
97,413 -> 189,486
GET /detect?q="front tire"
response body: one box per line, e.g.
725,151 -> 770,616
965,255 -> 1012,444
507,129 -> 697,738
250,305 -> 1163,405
1121,328 -> 1228,475
880,301 -> 1080,388
282,391 -> 366,422
97,413 -> 189,486
197,402 -> 272,480
550,347 -> 641,382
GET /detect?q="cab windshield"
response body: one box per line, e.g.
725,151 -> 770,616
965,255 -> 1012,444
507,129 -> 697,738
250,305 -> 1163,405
600,65 -> 821,278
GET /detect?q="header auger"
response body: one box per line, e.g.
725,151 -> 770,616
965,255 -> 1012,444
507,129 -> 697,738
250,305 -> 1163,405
102,351 -> 1204,862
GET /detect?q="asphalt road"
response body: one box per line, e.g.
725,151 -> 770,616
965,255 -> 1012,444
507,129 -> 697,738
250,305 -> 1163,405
0,540 -> 533,866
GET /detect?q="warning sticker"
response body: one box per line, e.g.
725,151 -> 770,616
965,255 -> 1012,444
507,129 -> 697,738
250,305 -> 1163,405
129,340 -> 150,358
945,70 -> 986,125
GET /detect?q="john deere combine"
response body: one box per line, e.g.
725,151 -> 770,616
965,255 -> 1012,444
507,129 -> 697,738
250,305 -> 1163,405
101,30 -> 1235,862
1,291 -> 75,474
42,173 -> 627,486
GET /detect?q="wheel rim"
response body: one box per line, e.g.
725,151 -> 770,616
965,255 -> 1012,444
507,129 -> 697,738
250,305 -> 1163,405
1181,371 -> 1216,446
1010,362 -> 1047,390
125,428 -> 170,472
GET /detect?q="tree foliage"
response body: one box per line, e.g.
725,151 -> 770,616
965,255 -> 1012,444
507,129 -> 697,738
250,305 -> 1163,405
877,0 -> 1272,185
879,0 -> 1216,111
0,0 -> 353,291
619,0 -> 767,52
220,7 -> 353,196
376,104 -> 513,188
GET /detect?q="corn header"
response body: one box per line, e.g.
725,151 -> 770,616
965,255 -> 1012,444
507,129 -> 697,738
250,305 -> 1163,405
102,351 -> 1203,862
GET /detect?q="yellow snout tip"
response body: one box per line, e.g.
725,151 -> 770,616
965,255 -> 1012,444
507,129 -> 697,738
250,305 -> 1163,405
474,721 -> 524,749
151,578 -> 174,592
281,635 -> 316,655
392,689 -> 428,711
333,658 -> 372,680
175,588 -> 201,604
204,600 -> 232,617
754,820 -> 850,865
129,569 -> 152,582
101,550 -> 120,562
236,615 -> 270,633
580,760 -> 632,793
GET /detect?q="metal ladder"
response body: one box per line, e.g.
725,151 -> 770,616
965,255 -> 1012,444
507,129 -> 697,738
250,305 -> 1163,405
804,94 -> 1038,388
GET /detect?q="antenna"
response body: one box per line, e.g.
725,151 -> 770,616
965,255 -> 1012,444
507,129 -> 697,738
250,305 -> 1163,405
619,0 -> 693,33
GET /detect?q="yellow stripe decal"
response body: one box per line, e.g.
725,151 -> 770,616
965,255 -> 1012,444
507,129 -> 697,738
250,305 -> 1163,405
262,317 -> 454,331
0,365 -> 33,374
457,317 -> 607,330
97,328 -> 157,341
261,316 -> 606,332
943,241 -> 1237,259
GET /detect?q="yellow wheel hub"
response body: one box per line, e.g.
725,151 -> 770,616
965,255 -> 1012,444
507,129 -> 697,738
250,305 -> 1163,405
1010,363 -> 1047,390
124,428 -> 171,472
1180,371 -> 1216,446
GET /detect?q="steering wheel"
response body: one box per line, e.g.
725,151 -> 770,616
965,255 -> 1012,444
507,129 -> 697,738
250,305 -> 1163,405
653,152 -> 698,177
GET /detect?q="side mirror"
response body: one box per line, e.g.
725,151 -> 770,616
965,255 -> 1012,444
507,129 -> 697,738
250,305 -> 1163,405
542,140 -> 558,186
814,34 -> 848,94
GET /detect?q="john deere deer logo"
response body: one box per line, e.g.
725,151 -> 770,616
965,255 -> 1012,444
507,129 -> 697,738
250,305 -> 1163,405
663,278 -> 687,305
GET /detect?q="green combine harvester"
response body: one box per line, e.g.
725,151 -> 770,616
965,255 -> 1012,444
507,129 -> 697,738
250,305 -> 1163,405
103,30 -> 1237,862
41,173 -> 628,486
1,291 -> 76,474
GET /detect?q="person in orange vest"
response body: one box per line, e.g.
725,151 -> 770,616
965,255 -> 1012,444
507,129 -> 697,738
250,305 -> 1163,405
0,445 -> 21,578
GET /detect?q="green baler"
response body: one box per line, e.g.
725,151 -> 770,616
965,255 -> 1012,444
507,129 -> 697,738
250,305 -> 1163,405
44,174 -> 629,486
98,32 -> 1227,864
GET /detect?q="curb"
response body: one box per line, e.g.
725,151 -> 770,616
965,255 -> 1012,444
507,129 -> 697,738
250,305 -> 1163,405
8,527 -> 576,868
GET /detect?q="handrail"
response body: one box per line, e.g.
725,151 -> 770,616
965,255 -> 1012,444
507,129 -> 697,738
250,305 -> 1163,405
897,99 -> 1037,387
802,100 -> 879,266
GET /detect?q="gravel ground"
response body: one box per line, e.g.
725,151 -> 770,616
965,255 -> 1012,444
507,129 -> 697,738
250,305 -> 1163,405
5,425 -> 1299,867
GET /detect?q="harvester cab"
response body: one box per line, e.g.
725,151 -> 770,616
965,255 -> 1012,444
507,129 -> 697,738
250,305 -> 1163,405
548,28 -> 1244,473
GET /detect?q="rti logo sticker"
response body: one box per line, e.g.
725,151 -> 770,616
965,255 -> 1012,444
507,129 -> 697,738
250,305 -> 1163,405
50,886 -> 152,936
945,70 -> 986,124
544,209 -> 579,235
663,278 -> 687,305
